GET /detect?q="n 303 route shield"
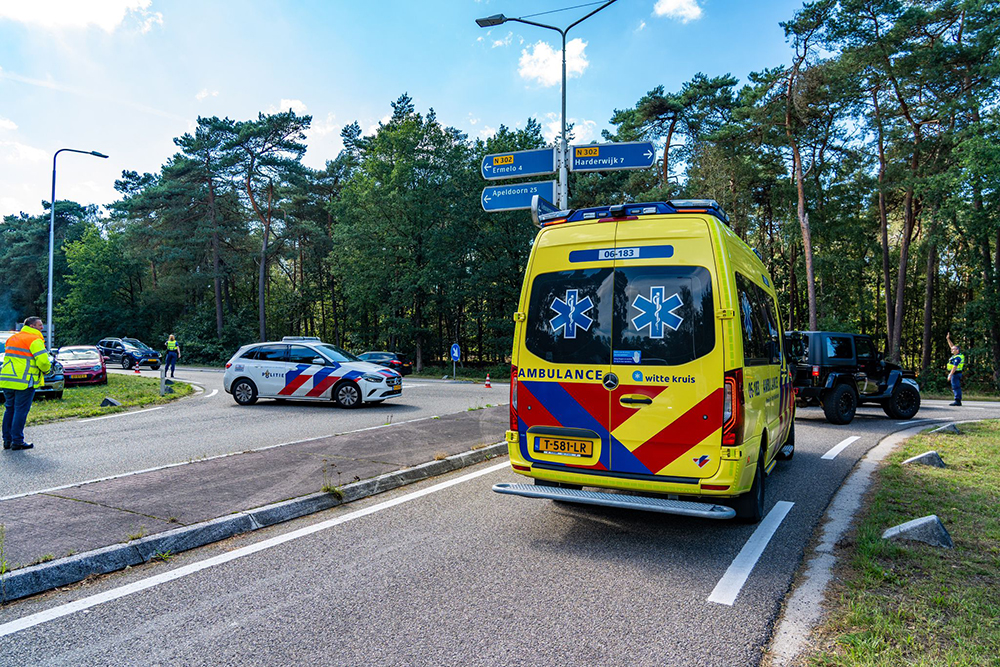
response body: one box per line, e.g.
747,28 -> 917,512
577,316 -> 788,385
570,141 -> 656,173
481,147 -> 557,180
481,180 -> 557,212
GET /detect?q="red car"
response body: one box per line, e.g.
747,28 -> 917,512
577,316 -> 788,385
55,345 -> 108,386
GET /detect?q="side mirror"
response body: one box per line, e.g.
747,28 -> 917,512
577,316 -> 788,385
311,357 -> 326,366
103,355 -> 111,362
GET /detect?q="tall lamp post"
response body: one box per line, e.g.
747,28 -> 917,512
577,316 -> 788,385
48,148 -> 108,350
476,0 -> 618,209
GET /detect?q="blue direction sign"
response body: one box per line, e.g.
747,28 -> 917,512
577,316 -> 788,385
481,147 -> 556,181
482,180 -> 557,212
570,141 -> 656,173
450,343 -> 461,361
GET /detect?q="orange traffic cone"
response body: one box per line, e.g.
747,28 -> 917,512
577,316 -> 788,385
485,373 -> 492,388
133,362 -> 141,374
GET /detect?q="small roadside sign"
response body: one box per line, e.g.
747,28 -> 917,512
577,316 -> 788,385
450,344 -> 461,361
481,147 -> 557,181
481,180 -> 558,212
570,141 -> 656,173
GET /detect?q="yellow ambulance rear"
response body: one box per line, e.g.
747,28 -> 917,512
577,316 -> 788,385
493,199 -> 795,522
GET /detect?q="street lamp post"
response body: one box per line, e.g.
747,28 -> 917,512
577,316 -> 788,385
48,148 -> 109,349
476,1 -> 618,209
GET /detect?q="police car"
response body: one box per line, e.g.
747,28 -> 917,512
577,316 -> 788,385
223,337 -> 402,407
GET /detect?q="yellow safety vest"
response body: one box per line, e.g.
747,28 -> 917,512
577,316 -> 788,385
0,326 -> 52,390
947,353 -> 965,373
166,340 -> 178,351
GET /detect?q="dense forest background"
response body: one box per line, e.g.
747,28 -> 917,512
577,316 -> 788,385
1,0 -> 998,392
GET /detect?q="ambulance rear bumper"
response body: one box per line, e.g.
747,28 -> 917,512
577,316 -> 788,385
492,483 -> 736,519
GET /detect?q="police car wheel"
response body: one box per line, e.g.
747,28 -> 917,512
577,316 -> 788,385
232,379 -> 258,405
121,358 -> 133,370
151,364 -> 160,371
334,382 -> 361,409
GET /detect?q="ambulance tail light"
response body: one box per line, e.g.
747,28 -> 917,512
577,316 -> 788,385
510,365 -> 518,430
722,369 -> 744,447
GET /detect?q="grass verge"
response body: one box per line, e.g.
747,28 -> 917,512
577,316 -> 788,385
21,373 -> 193,425
802,420 -> 1000,666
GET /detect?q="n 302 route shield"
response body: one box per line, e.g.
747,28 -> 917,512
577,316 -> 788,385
570,141 -> 656,173
481,147 -> 557,181
482,180 -> 557,212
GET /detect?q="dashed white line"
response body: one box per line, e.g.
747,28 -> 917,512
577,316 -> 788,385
79,406 -> 165,423
0,460 -> 510,638
708,500 -> 794,606
821,436 -> 860,460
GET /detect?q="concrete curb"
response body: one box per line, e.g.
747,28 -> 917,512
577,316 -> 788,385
0,442 -> 508,604
766,421 -> 982,666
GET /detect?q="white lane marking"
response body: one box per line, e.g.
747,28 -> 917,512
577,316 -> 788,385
204,389 -> 218,399
1,415 -> 442,501
708,500 -> 794,606
0,460 -> 510,638
821,436 -> 860,460
79,407 -> 165,423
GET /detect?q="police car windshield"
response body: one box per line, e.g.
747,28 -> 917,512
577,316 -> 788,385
315,344 -> 360,363
124,339 -> 152,350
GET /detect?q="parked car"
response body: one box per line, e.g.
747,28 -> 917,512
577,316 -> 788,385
785,330 -> 920,424
224,336 -> 403,407
55,345 -> 108,386
358,351 -> 413,375
0,331 -> 64,400
97,337 -> 161,370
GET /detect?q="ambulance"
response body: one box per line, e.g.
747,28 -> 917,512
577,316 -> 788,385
493,199 -> 794,522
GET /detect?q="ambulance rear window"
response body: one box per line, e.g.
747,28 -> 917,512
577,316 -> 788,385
613,266 -> 715,366
525,268 -> 614,365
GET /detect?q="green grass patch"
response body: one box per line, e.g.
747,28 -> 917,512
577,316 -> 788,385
21,373 -> 193,425
804,420 -> 1000,666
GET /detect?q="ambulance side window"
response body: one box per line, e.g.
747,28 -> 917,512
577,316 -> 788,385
736,273 -> 773,366
612,266 -> 715,366
524,268 -> 613,365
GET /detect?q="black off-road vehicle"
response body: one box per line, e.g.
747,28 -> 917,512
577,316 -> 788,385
785,331 -> 920,425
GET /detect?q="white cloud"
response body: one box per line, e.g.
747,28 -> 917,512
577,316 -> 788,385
479,125 -> 498,139
653,0 -> 703,23
0,140 -> 48,163
541,113 -> 599,145
268,99 -> 308,115
519,39 -> 588,88
0,0 -> 163,32
467,113 -> 480,126
310,112 -> 338,137
366,114 -> 391,135
636,20 -> 647,31
0,116 -> 17,131
195,89 -> 218,101
492,31 -> 512,48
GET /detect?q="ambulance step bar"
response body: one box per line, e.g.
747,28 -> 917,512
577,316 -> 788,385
492,483 -> 736,520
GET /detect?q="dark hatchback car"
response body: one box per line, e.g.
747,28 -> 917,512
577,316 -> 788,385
97,337 -> 161,370
358,351 -> 413,375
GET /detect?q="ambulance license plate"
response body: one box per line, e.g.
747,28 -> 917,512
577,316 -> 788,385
534,436 -> 592,457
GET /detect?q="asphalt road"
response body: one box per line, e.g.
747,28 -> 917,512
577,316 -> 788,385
0,367 -> 508,498
1,399 -> 995,666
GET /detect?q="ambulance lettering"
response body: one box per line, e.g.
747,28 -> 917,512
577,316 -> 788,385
549,289 -> 594,339
631,287 -> 683,338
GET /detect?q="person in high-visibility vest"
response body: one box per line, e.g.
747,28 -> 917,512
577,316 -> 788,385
0,317 -> 51,451
946,332 -> 965,407
164,334 -> 180,378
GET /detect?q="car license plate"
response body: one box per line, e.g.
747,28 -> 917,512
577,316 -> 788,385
391,385 -> 401,393
534,436 -> 593,457
71,374 -> 88,380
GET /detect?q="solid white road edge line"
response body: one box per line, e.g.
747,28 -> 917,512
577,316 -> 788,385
707,500 -> 794,606
820,435 -> 860,460
204,389 -> 218,398
0,460 -> 511,638
78,406 -> 165,423
0,414 -> 442,502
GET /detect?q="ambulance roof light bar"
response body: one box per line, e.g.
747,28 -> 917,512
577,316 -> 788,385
531,194 -> 572,228
667,199 -> 729,223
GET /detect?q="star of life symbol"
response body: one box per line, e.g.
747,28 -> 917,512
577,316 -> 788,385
549,289 -> 594,339
631,287 -> 683,339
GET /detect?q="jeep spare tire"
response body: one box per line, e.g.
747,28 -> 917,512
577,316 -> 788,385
823,384 -> 857,425
882,383 -> 920,420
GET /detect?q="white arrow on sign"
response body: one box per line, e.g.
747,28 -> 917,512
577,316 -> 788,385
644,149 -> 653,160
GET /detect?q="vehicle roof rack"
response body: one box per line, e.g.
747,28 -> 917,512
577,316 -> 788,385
282,336 -> 321,342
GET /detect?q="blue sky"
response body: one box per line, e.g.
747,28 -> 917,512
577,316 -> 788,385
0,0 -> 805,219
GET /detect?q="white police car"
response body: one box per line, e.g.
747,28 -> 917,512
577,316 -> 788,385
223,337 -> 402,407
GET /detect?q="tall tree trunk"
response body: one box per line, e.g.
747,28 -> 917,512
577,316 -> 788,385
207,175 -> 224,339
258,180 -> 272,342
785,67 -> 817,330
872,89 -> 894,347
662,118 -> 677,184
921,239 -> 937,375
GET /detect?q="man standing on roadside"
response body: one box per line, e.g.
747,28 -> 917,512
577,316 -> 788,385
946,332 -> 964,407
164,334 -> 180,378
0,317 -> 51,451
